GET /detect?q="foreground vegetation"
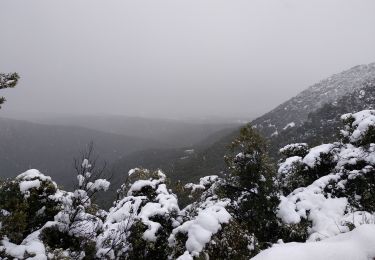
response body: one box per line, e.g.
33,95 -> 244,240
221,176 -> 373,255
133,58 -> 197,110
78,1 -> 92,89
1,108 -> 375,259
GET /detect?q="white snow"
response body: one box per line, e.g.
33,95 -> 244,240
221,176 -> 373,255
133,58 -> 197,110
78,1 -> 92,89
139,183 -> 179,241
359,89 -> 366,99
185,175 -> 218,192
342,110 -> 375,143
184,149 -> 195,154
97,170 -> 179,258
277,173 -> 351,240
16,169 -> 57,196
169,198 -> 231,258
128,170 -> 166,194
16,169 -> 53,183
77,174 -> 85,187
128,168 -> 139,176
252,224 -> 375,260
279,143 -> 308,154
271,130 -> 278,137
302,143 -> 336,168
277,111 -> 375,243
19,179 -> 41,193
283,122 -> 295,130
81,158 -> 91,169
278,156 -> 303,177
87,179 -> 110,192
177,251 -> 194,260
0,222 -> 58,260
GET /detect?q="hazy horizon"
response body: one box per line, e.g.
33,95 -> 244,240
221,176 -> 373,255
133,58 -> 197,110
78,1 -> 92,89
1,0 -> 375,120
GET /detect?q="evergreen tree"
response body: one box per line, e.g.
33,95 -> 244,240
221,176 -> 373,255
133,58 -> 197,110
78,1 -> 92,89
219,124 -> 280,255
0,72 -> 19,108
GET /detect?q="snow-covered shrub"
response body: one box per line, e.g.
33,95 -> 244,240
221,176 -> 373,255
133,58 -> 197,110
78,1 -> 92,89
169,173 -> 253,259
302,143 -> 340,180
176,180 -> 254,258
184,175 -> 219,194
0,223 -> 50,259
279,143 -> 310,158
330,146 -> 375,213
0,164 -> 106,260
0,170 -> 60,244
181,175 -> 219,205
40,224 -> 97,259
277,142 -> 340,196
168,195 -> 233,259
39,146 -> 111,259
341,110 -> 375,146
276,110 -> 375,243
204,220 -> 257,260
277,155 -> 308,195
97,168 -> 179,259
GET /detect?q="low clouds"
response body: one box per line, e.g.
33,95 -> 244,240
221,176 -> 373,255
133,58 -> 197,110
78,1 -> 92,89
1,0 -> 375,119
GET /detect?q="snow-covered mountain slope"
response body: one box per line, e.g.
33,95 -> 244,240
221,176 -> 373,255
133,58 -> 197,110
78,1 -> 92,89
106,63 -> 375,191
252,62 -> 375,137
153,63 -> 375,182
267,78 -> 375,158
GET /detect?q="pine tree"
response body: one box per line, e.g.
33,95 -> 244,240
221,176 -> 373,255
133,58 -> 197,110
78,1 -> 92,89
0,72 -> 19,108
219,124 -> 280,255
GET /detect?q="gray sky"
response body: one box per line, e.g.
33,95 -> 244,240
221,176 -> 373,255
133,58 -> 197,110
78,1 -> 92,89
1,0 -> 375,120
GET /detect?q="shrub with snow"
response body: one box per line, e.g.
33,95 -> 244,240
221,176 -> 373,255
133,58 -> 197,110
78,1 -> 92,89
97,168 -> 179,259
168,173 -> 243,260
0,170 -> 59,244
341,110 -> 375,146
279,143 -> 310,158
169,197 -> 232,259
275,109 -> 375,247
277,142 -> 341,196
43,156 -> 111,259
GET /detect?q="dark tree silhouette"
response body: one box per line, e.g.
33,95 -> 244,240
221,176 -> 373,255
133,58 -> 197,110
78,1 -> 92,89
0,72 -> 19,108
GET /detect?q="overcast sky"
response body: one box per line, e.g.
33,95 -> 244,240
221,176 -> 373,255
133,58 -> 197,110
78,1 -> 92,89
1,0 -> 375,120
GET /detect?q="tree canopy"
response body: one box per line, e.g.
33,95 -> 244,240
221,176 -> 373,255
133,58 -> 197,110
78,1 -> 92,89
0,72 -> 19,108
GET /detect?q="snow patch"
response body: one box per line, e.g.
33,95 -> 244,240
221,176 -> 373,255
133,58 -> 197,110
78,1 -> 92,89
252,224 -> 375,260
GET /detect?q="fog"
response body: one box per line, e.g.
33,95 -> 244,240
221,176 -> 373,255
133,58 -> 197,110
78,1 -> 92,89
1,0 -> 375,120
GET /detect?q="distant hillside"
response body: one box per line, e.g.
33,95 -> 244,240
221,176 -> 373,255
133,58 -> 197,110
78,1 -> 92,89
98,126 -> 238,207
112,63 -> 375,189
32,115 -> 241,148
268,78 -> 375,157
0,118 -> 164,188
253,62 -> 375,137
3,63 -> 374,208
0,116 -> 239,207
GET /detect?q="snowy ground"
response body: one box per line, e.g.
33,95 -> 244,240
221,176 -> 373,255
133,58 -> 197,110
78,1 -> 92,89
252,224 -> 375,260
